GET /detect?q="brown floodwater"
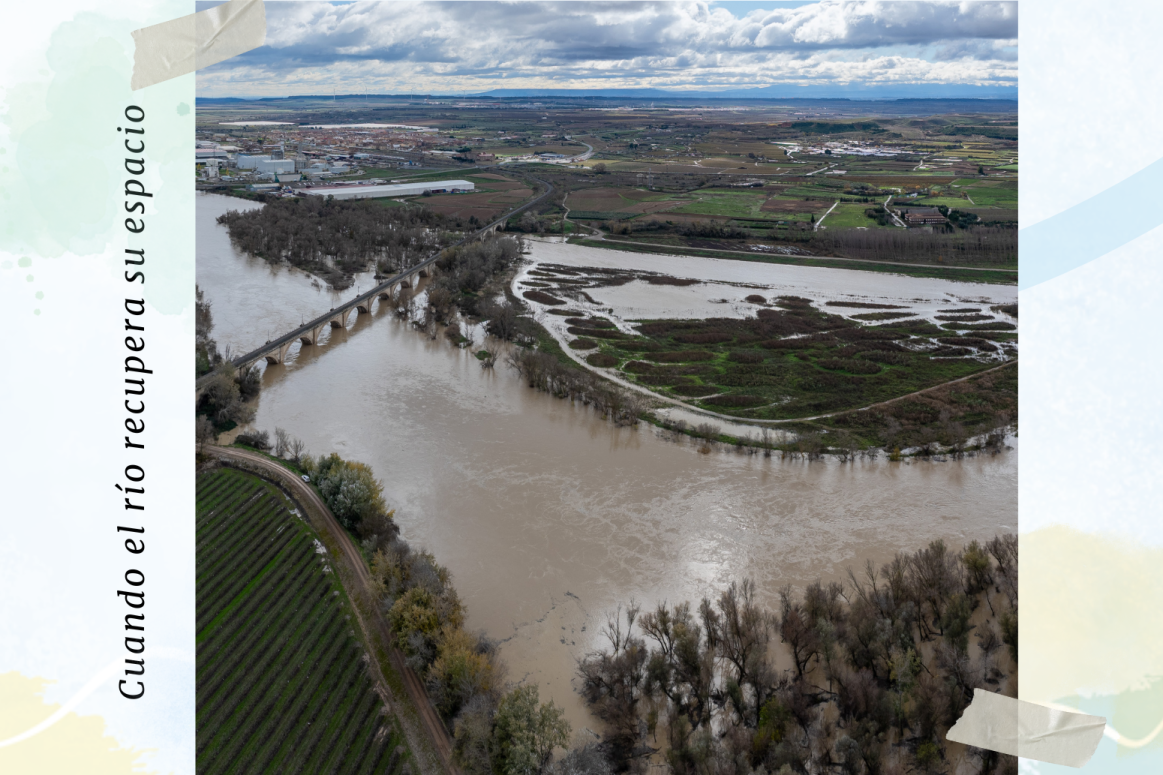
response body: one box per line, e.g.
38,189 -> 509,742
197,194 -> 1017,731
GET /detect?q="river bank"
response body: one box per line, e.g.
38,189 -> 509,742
196,193 -> 1017,730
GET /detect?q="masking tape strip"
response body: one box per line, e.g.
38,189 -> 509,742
130,0 -> 266,90
947,689 -> 1107,768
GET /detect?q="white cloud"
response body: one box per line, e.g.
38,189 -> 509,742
197,0 -> 1018,96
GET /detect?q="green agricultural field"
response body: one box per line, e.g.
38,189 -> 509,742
565,300 -> 1013,423
196,468 -> 411,775
819,203 -> 889,229
911,196 -> 973,207
780,186 -> 846,199
960,187 -> 1017,207
670,190 -> 769,218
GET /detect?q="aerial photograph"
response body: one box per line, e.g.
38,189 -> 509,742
192,2 -> 1018,774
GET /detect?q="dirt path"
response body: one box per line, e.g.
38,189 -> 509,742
814,199 -> 839,231
209,446 -> 458,775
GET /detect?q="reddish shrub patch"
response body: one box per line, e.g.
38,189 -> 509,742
523,289 -> 566,305
586,353 -> 618,368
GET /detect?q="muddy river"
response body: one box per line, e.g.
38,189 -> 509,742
197,193 -> 1017,731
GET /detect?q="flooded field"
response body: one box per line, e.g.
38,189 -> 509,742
518,239 -> 1018,362
197,194 -> 1017,730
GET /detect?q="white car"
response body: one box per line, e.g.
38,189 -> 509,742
301,475 -> 310,483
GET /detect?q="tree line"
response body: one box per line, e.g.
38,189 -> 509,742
296,450 -> 591,775
578,536 -> 1018,775
794,226 -> 1016,268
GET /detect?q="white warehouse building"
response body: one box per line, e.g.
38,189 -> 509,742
257,159 -> 296,174
304,180 -> 475,200
236,154 -> 271,169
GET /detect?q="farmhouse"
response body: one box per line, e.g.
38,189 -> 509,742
902,207 -> 947,226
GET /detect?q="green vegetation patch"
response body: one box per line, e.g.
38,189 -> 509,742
595,304 -> 1010,420
195,468 -> 411,775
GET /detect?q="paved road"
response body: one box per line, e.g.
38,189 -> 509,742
210,446 -> 458,775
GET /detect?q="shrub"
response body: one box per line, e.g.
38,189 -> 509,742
523,289 -> 566,306
938,337 -> 997,352
935,313 -> 993,322
825,301 -> 906,309
305,453 -> 389,532
942,321 -> 1016,331
728,350 -> 765,364
586,353 -> 618,368
851,312 -> 915,321
235,430 -> 271,451
991,303 -> 1018,317
569,338 -> 598,350
703,394 -> 766,407
818,358 -> 882,375
670,384 -> 717,396
492,686 -> 571,775
564,317 -> 615,329
859,351 -> 910,365
566,326 -> 623,340
427,627 -> 499,719
389,587 -> 442,650
654,350 -> 716,362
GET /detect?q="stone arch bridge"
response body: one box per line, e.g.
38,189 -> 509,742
195,176 -> 553,398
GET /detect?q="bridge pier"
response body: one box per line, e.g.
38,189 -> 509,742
329,308 -> 354,328
357,300 -> 375,314
300,323 -> 326,346
264,340 -> 294,365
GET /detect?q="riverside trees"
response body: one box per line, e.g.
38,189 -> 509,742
217,196 -> 462,290
578,536 -> 1019,775
366,521 -> 576,775
306,450 -> 572,775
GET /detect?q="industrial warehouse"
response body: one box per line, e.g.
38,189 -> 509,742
303,180 -> 475,200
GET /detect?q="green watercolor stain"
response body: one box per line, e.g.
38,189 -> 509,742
25,274 -> 33,282
34,309 -> 40,315
0,260 -> 11,269
18,256 -> 30,267
35,291 -> 44,299
176,102 -> 190,116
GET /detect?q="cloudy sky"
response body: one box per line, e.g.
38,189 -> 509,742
195,0 -> 1017,98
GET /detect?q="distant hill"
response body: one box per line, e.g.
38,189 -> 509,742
464,84 -> 1017,101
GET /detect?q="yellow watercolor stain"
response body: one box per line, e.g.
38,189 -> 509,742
1022,526 -> 1163,747
0,672 -> 153,773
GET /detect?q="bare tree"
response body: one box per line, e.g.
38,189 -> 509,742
196,416 -> 217,454
274,427 -> 290,458
288,435 -> 306,464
